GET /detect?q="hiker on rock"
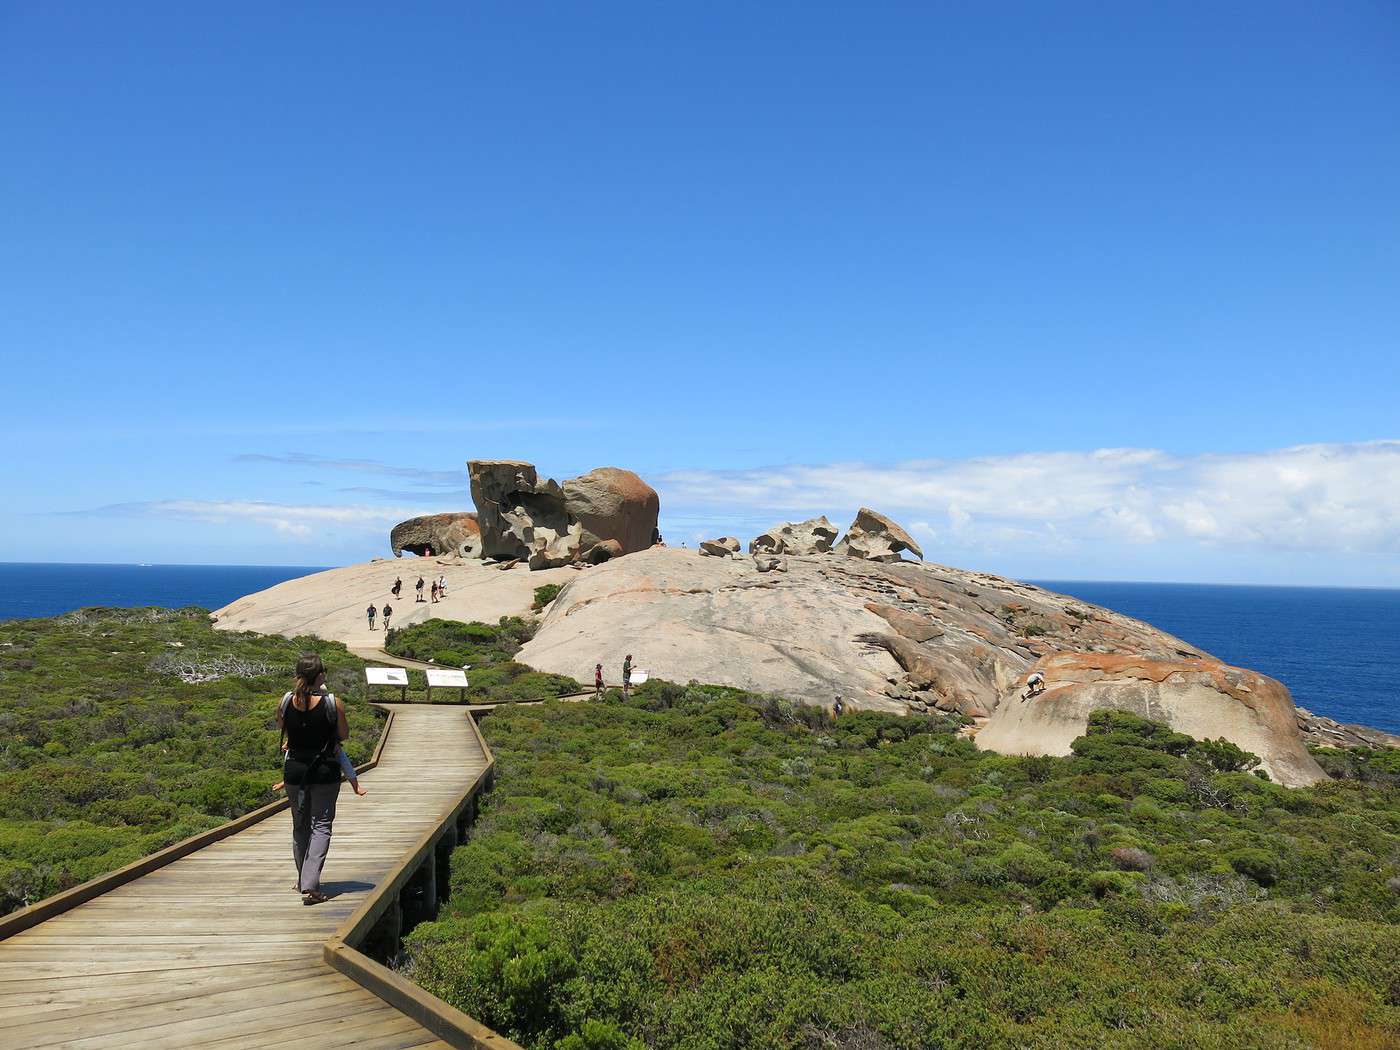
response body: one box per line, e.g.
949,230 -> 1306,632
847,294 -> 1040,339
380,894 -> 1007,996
415,576 -> 425,602
1024,671 -> 1045,699
430,581 -> 439,603
382,603 -> 392,631
366,604 -> 377,630
622,654 -> 633,699
595,662 -> 605,700
391,577 -> 402,599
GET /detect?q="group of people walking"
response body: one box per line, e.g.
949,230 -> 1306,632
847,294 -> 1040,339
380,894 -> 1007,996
413,573 -> 448,604
367,572 -> 449,630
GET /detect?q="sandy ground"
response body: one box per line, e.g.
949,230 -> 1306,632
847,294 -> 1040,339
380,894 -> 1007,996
211,557 -> 578,651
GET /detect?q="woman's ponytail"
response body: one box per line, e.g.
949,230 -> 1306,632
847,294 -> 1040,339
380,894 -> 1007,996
293,652 -> 326,704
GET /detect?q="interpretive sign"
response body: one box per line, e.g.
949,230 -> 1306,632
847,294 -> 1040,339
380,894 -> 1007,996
365,667 -> 409,686
631,669 -> 650,686
425,668 -> 469,688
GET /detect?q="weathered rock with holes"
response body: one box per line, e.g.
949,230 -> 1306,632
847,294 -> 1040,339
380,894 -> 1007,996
468,460 -> 661,570
749,516 -> 840,556
389,512 -> 481,559
835,507 -> 924,562
699,537 -> 742,557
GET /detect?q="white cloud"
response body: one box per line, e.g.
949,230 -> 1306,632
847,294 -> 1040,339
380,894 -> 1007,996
656,441 -> 1400,557
82,499 -> 416,543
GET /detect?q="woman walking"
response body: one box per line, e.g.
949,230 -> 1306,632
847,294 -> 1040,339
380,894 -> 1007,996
277,653 -> 349,905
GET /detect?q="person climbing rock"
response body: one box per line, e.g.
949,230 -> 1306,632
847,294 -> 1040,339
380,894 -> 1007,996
1024,671 -> 1045,699
366,604 -> 377,630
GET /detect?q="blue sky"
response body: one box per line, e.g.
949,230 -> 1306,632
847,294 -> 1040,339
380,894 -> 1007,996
2,2 -> 1398,584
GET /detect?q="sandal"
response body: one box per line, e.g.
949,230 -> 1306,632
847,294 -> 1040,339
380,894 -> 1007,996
302,889 -> 330,905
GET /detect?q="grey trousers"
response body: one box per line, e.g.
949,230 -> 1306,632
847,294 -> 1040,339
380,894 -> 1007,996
288,781 -> 340,893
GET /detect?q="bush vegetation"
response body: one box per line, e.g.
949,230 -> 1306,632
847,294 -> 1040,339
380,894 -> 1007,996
532,584 -> 564,612
404,687 -> 1400,1049
0,607 -> 382,915
385,618 -> 580,703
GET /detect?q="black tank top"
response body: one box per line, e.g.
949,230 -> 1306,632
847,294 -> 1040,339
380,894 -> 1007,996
283,693 -> 339,785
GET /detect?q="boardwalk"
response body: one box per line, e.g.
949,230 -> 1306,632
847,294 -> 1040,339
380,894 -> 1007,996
0,706 -> 488,1049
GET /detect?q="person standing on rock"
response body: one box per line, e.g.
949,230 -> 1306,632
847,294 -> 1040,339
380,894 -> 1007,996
382,603 -> 392,632
415,576 -> 425,603
438,573 -> 447,597
430,581 -> 439,604
392,577 -> 402,600
277,653 -> 349,906
622,654 -> 633,699
366,604 -> 377,631
594,662 -> 605,700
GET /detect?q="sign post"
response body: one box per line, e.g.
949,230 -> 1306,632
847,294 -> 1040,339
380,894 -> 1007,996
365,666 -> 409,703
426,667 -> 469,704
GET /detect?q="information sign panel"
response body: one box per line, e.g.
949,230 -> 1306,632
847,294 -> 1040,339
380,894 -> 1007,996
365,667 -> 409,686
426,668 -> 469,688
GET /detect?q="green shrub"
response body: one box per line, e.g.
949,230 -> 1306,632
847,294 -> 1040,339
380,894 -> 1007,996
532,584 -> 563,612
401,697 -> 1400,1048
1228,848 -> 1281,886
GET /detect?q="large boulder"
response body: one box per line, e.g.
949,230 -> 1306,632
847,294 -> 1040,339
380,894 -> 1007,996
699,537 -> 742,557
835,508 -> 924,562
976,653 -> 1327,787
562,467 -> 660,556
389,512 -> 480,558
749,516 -> 840,556
468,459 -> 660,570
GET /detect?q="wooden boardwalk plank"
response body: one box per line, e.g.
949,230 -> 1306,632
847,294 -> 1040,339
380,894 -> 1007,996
0,706 -> 487,1049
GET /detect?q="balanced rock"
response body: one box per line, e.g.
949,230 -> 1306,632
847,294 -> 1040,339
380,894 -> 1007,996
562,467 -> 660,557
389,512 -> 480,558
835,507 -> 924,562
468,460 -> 660,570
749,516 -> 840,556
699,537 -> 742,557
976,653 -> 1326,787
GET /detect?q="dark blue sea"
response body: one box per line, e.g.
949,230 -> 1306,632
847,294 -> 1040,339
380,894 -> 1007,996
0,563 -> 1395,733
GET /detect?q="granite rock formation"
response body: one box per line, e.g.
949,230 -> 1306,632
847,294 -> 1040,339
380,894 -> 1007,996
519,548 -> 1325,784
976,653 -> 1326,787
467,460 -> 659,570
835,507 -> 924,562
389,512 -> 480,558
749,516 -> 840,556
699,537 -> 742,557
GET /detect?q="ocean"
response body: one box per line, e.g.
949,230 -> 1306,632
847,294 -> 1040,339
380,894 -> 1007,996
0,563 -> 1395,734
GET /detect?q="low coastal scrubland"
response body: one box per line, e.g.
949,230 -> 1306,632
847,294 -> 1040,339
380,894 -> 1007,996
384,616 -> 581,702
0,607 -> 382,914
404,681 -> 1400,1050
